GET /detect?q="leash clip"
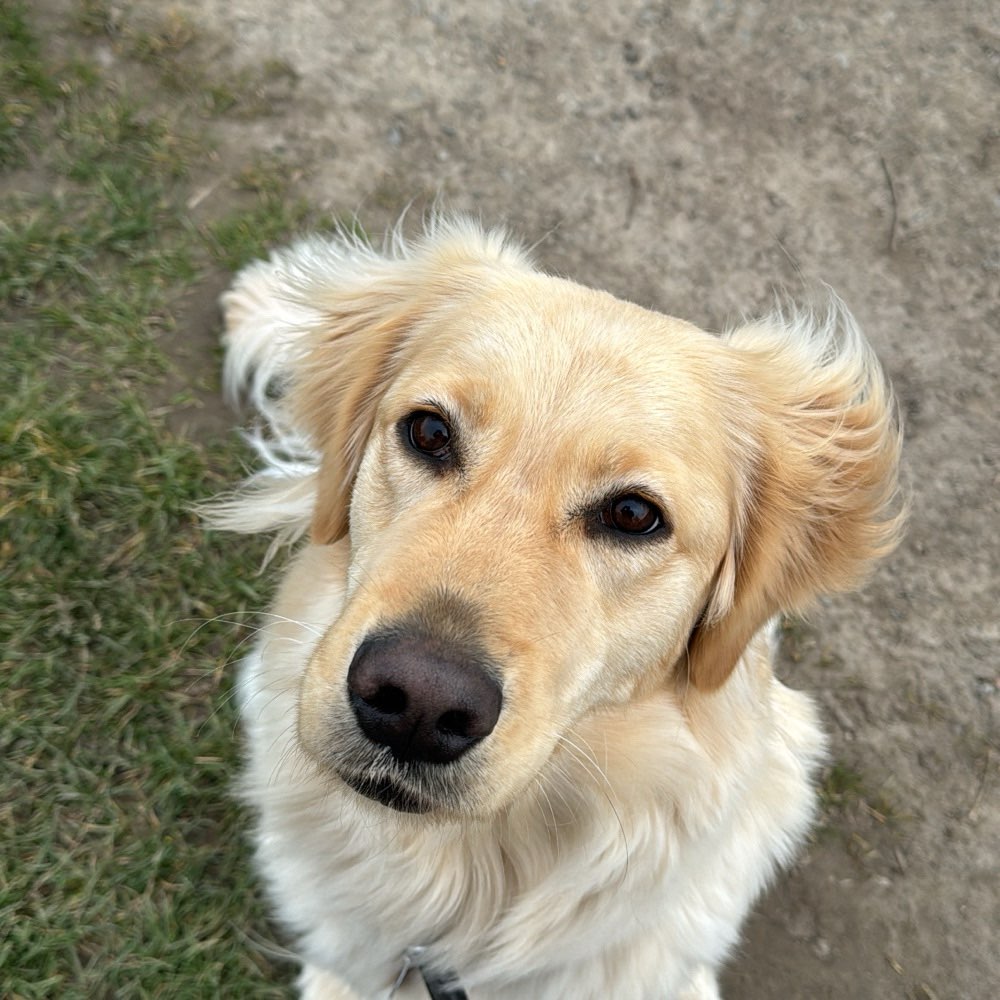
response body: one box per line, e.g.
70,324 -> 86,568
389,946 -> 428,996
388,945 -> 468,1000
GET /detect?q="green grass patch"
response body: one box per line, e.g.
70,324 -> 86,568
74,1 -> 299,117
819,761 -> 866,808
205,162 -> 314,272
819,760 -> 902,822
1,6 -> 323,995
0,1 -> 61,166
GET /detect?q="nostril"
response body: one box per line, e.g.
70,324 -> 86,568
436,709 -> 471,738
367,684 -> 407,715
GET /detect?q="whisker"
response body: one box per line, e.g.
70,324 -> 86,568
554,731 -> 631,880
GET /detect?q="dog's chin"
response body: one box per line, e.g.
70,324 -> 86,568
338,770 -> 434,815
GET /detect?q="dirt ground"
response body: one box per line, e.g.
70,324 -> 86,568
48,1 -> 1000,996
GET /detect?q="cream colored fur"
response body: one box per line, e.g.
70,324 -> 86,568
208,218 -> 903,999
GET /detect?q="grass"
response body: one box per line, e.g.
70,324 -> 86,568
0,0 -> 61,166
0,4 -> 322,994
819,761 -> 866,808
205,162 -> 314,272
817,758 -> 904,871
75,1 -> 300,117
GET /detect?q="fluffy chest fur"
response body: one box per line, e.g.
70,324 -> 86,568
239,546 -> 824,1000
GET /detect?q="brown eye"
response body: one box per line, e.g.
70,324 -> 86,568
600,493 -> 664,536
405,410 -> 452,460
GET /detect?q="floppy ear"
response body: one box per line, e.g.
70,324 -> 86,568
282,220 -> 533,544
296,287 -> 418,546
686,303 -> 905,692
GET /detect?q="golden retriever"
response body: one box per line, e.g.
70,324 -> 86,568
207,217 -> 903,999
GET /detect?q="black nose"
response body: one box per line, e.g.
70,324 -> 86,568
347,634 -> 503,764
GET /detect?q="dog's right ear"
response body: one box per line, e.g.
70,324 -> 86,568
296,288 -> 417,546
282,221 -> 532,545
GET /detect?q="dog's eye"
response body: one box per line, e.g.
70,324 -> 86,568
404,410 -> 453,461
599,493 -> 665,536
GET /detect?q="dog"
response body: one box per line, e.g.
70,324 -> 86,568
207,217 -> 903,999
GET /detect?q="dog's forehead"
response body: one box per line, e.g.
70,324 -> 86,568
405,271 -> 734,447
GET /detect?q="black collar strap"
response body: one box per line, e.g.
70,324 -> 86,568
391,946 -> 468,1000
420,965 -> 468,1000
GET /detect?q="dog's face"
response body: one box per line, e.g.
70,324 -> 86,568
298,277 -> 740,814
283,228 -> 901,818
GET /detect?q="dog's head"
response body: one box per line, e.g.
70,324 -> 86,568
261,221 -> 902,817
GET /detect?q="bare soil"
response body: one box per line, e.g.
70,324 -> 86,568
41,1 -> 1000,996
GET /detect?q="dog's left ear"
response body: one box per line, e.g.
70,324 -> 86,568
685,305 -> 906,692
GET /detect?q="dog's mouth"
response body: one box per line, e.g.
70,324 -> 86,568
338,769 -> 432,814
